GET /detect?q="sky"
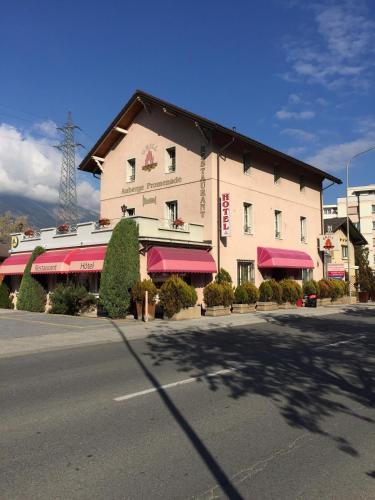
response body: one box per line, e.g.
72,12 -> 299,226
0,0 -> 374,213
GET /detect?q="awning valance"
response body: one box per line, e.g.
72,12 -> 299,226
257,247 -> 314,269
0,253 -> 32,275
31,249 -> 78,274
147,246 -> 216,274
68,246 -> 107,273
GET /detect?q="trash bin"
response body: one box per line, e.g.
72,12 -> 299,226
305,294 -> 317,307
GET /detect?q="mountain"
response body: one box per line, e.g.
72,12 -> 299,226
0,194 -> 98,229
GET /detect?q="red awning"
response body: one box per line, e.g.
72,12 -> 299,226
68,246 -> 107,273
257,247 -> 314,269
0,252 -> 32,275
147,246 -> 216,274
31,249 -> 78,274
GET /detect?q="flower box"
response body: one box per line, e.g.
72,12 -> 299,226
256,301 -> 278,311
232,303 -> 256,314
57,224 -> 69,233
24,228 -> 34,237
205,305 -> 231,317
98,218 -> 110,227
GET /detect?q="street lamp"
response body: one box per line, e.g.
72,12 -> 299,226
346,145 -> 375,297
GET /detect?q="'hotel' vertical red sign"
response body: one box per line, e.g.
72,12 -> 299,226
221,193 -> 231,237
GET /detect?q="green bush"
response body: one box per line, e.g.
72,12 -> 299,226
203,282 -> 223,307
159,275 -> 197,318
131,279 -> 157,304
215,268 -> 232,284
99,218 -> 140,318
50,284 -> 96,315
234,285 -> 248,304
318,279 -> 331,299
242,282 -> 259,304
0,282 -> 12,309
269,280 -> 282,304
259,281 -> 273,302
221,283 -> 234,307
303,280 -> 318,296
280,279 -> 301,304
312,280 -> 320,297
329,280 -> 344,300
17,246 -> 47,312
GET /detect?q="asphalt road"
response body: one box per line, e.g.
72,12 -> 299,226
1,310 -> 375,499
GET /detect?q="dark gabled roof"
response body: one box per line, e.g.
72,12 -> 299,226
324,217 -> 367,245
78,90 -> 342,185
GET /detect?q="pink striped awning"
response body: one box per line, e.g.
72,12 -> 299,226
257,247 -> 314,269
0,252 -> 32,275
68,246 -> 107,273
31,249 -> 77,274
147,246 -> 216,274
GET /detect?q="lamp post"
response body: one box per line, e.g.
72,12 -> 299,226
345,145 -> 375,297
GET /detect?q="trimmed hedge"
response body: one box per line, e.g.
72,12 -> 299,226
280,279 -> 302,304
0,282 -> 12,309
159,275 -> 197,318
221,283 -> 234,307
243,282 -> 259,304
269,280 -> 282,304
17,246 -> 47,312
215,268 -> 232,284
99,218 -> 140,318
318,279 -> 331,299
234,285 -> 248,304
131,279 -> 157,304
303,280 -> 318,296
203,282 -> 223,307
259,281 -> 273,302
49,284 -> 96,315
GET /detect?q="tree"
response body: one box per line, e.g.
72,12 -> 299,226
99,218 -> 140,318
17,246 -> 47,312
355,245 -> 375,292
0,212 -> 28,243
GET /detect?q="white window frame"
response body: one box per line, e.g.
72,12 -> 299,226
372,204 -> 375,214
237,260 -> 255,286
166,200 -> 178,222
342,245 -> 348,259
243,202 -> 253,234
275,210 -> 282,239
300,216 -> 307,243
127,158 -> 136,183
165,146 -> 176,173
372,221 -> 375,230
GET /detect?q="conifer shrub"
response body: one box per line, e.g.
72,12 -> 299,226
131,279 -> 157,304
329,279 -> 344,300
17,246 -> 47,312
259,281 -> 273,302
269,279 -> 283,304
203,282 -> 223,307
234,285 -> 248,304
159,275 -> 197,318
318,279 -> 331,299
303,280 -> 318,296
0,282 -> 12,309
280,279 -> 301,304
242,282 -> 259,304
49,283 -> 96,315
221,282 -> 234,307
215,268 -> 232,284
99,218 -> 140,318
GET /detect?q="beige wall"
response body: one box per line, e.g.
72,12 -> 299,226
329,227 -> 355,282
99,107 -> 324,286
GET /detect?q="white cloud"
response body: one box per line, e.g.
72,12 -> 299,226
33,120 -> 59,138
0,122 -> 99,212
282,2 -> 375,90
281,128 -> 317,142
275,109 -> 315,120
288,93 -> 301,104
286,146 -> 306,157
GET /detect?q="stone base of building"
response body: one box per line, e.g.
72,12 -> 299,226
232,303 -> 257,314
256,302 -> 278,311
318,298 -> 331,306
205,306 -> 231,317
278,302 -> 297,310
168,305 -> 201,321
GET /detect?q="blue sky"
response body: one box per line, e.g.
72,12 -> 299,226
0,0 -> 374,210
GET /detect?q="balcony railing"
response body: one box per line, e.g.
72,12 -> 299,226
159,218 -> 189,232
55,224 -> 78,235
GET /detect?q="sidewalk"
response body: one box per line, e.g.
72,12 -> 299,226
0,303 -> 374,359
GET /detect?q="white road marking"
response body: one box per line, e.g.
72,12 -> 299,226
114,366 -> 243,402
321,334 -> 366,348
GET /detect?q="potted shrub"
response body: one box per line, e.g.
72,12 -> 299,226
159,275 -> 199,320
215,268 -> 232,285
203,282 -> 230,316
317,279 -> 331,306
57,223 -> 69,234
173,217 -> 184,228
233,282 -> 259,314
269,280 -> 283,306
279,279 -> 301,309
131,279 -> 158,320
49,284 -> 96,316
24,228 -> 34,237
257,280 -> 277,311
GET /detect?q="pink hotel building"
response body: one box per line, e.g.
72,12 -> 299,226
2,91 -> 342,300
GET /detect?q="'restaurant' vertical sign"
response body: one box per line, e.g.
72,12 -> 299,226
221,193 -> 231,237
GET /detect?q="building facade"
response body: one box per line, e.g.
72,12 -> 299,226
1,91 -> 341,303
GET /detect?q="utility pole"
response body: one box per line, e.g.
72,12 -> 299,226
55,112 -> 83,226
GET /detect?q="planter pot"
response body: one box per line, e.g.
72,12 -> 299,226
136,302 -> 143,320
256,301 -> 278,311
136,301 -> 156,320
278,302 -> 297,310
232,303 -> 257,314
146,302 -> 156,320
169,305 -> 201,321
205,305 -> 231,317
318,297 -> 331,306
370,292 -> 375,302
358,291 -> 369,303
